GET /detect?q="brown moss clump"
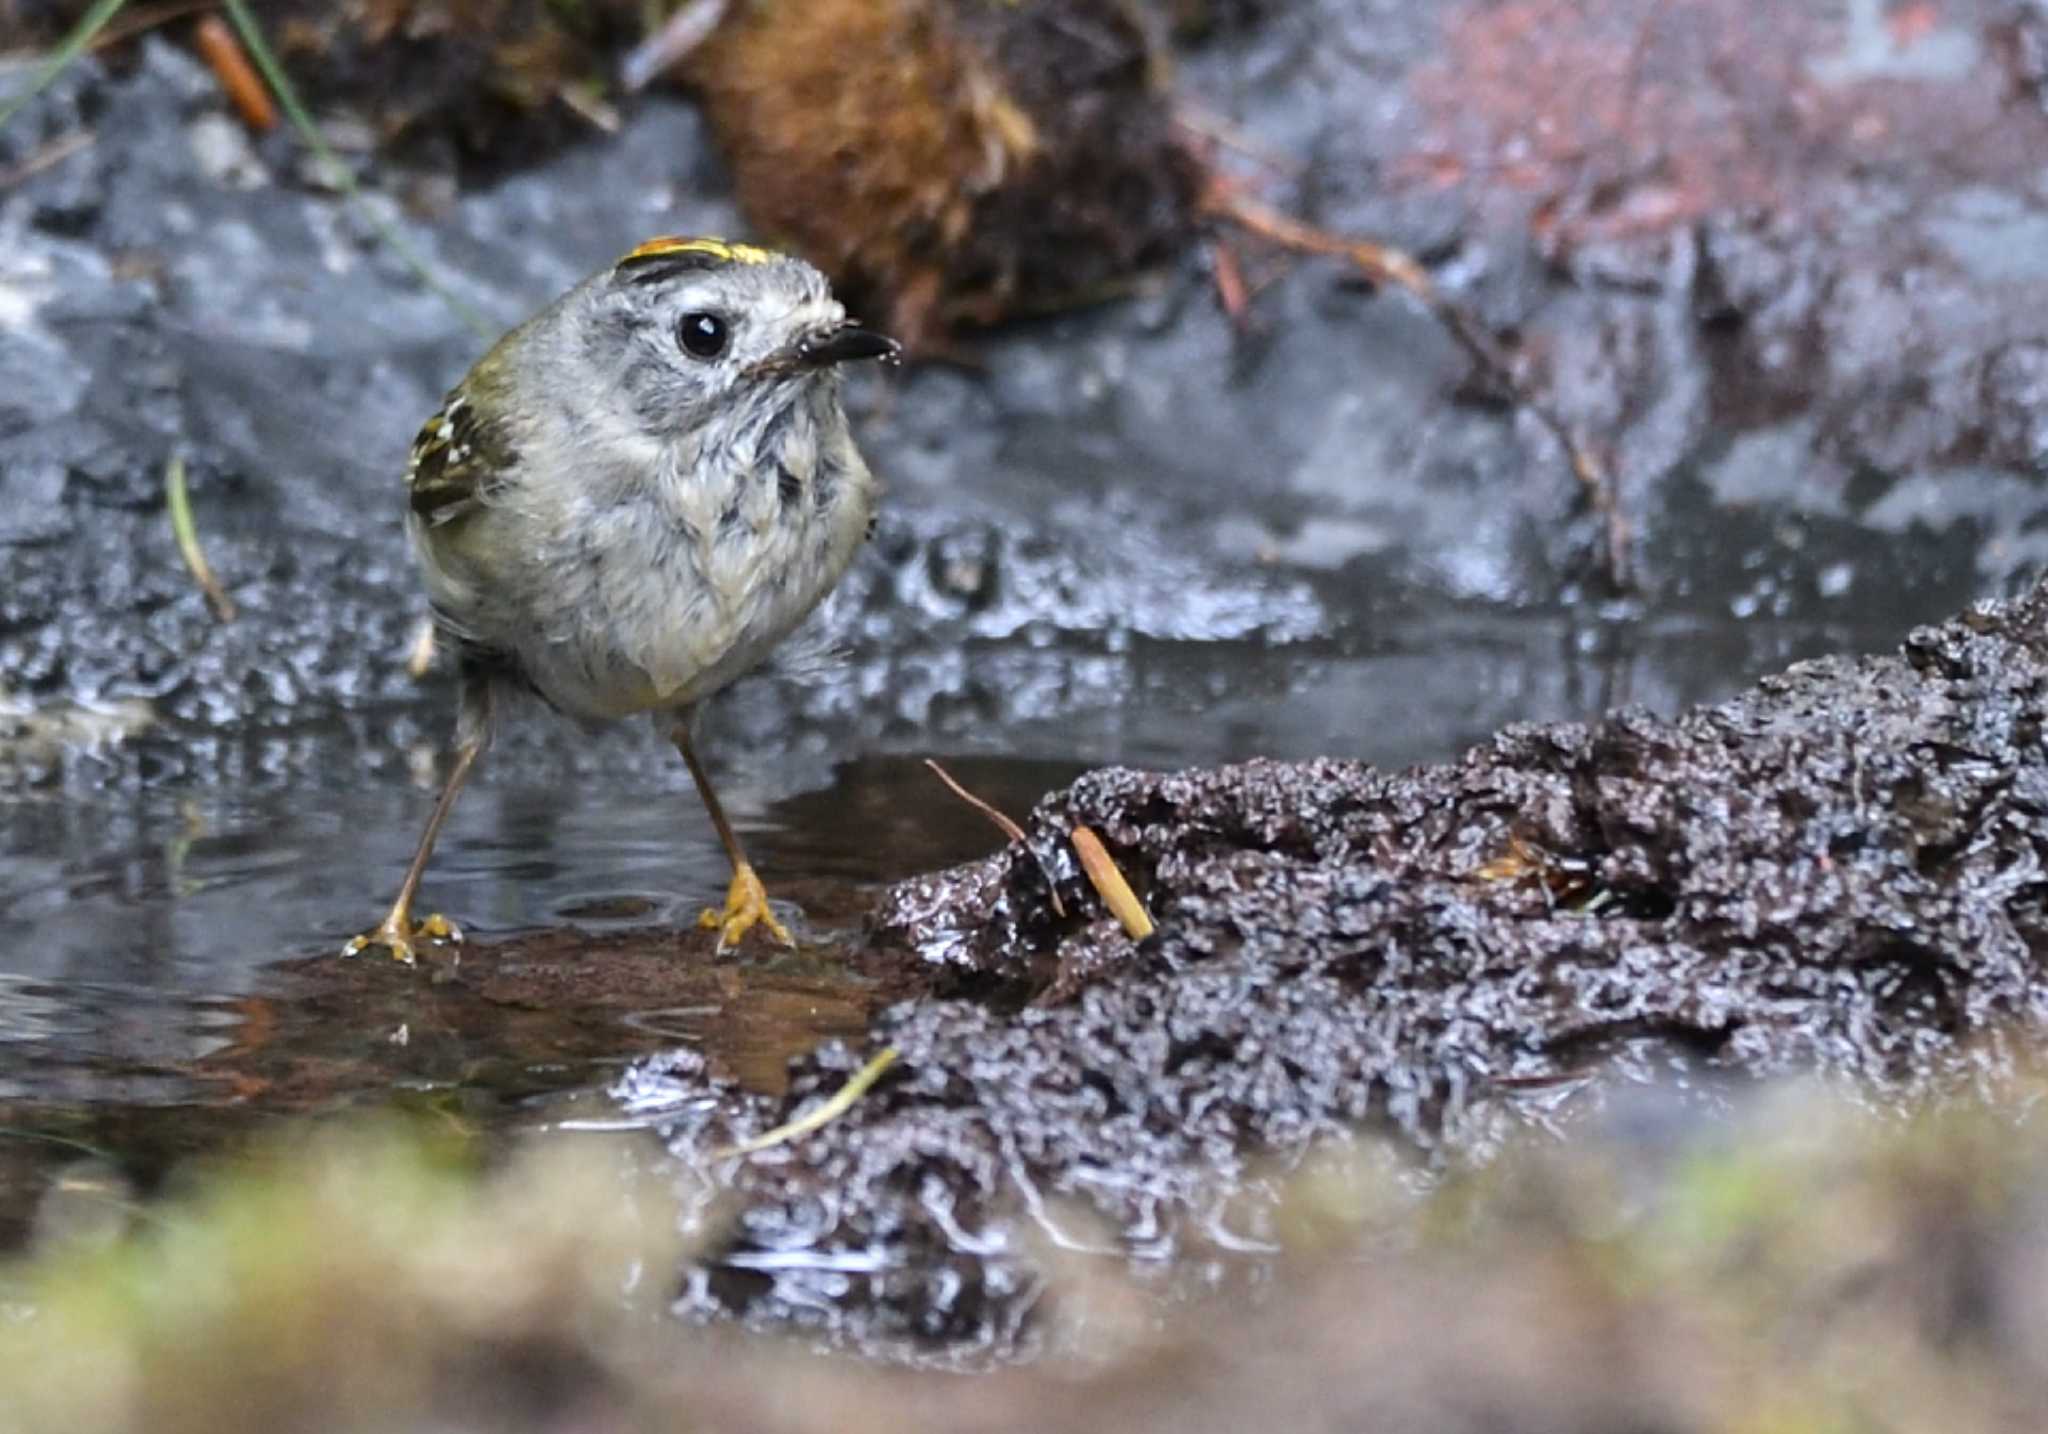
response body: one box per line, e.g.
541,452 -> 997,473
271,0 -> 642,167
684,0 -> 1201,344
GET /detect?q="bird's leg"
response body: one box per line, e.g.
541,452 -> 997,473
343,675 -> 494,964
670,719 -> 793,952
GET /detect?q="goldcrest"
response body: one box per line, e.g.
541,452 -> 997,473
346,237 -> 899,964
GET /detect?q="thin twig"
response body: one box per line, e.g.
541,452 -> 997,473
1210,237 -> 1250,327
0,0 -> 131,130
166,455 -> 237,622
1207,182 -> 1631,590
217,0 -> 494,343
925,759 -> 1065,917
711,1046 -> 899,1159
924,758 -> 1027,843
1173,105 -> 1305,177
93,0 -> 217,50
0,127 -> 93,188
1071,826 -> 1154,940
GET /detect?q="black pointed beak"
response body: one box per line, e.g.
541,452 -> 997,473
795,322 -> 900,369
746,322 -> 901,381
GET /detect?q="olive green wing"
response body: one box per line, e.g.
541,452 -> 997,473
406,390 -> 518,528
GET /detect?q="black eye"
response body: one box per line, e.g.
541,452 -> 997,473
677,311 -> 728,360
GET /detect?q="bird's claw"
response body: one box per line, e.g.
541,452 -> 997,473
698,863 -> 794,953
341,910 -> 463,965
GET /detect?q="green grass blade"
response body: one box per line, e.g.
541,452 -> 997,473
218,0 -> 495,342
166,453 -> 237,622
713,1046 -> 900,1158
0,0 -> 131,131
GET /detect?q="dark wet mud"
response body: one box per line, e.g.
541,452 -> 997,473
624,585 -> 2048,1357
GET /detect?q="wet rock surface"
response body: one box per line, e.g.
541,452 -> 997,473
7,1 -> 2048,796
0,41 -> 1324,796
624,584 -> 2048,1357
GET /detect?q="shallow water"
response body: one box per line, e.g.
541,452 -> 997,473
0,597 -> 1933,1249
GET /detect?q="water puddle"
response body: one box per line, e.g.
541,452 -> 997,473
0,604 -> 1958,1255
0,747 -> 1086,1245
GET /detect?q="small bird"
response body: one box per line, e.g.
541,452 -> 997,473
345,236 -> 899,964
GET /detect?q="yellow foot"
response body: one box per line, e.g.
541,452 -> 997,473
340,911 -> 462,965
697,864 -> 794,952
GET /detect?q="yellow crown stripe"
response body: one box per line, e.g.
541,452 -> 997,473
620,235 -> 778,267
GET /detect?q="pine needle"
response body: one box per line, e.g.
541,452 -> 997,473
1072,825 -> 1154,939
194,13 -> 276,132
712,1046 -> 899,1159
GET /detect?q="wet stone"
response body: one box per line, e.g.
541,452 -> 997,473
9,5 -> 2048,794
628,584 -> 2048,1358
